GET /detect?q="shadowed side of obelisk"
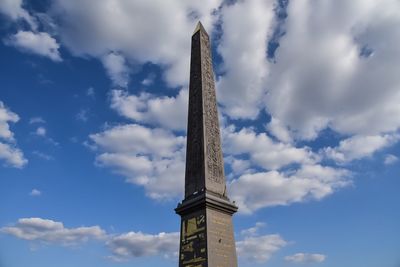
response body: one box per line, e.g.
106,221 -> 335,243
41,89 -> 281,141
185,21 -> 226,199
176,22 -> 238,267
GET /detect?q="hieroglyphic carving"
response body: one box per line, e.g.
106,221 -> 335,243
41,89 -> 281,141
184,25 -> 226,198
199,30 -> 225,190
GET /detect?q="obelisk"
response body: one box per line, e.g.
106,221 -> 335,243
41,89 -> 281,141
175,22 -> 238,267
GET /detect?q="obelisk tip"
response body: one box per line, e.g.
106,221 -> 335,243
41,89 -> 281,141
193,21 -> 207,35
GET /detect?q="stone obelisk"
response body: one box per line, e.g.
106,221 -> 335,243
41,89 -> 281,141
175,22 -> 238,267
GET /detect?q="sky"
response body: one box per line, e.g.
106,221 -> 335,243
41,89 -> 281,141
0,0 -> 400,266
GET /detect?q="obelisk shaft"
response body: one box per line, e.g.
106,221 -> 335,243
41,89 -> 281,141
185,22 -> 226,198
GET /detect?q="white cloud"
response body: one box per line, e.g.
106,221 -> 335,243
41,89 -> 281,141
50,0 -> 223,87
0,101 -> 19,141
0,101 -> 27,168
223,125 -> 317,171
240,222 -> 266,237
6,31 -> 61,61
0,142 -> 27,168
1,217 -> 179,261
107,231 -> 179,261
110,89 -> 188,131
141,73 -> 156,86
89,124 -> 185,199
217,0 -> 275,119
266,0 -> 400,140
0,218 -> 106,245
285,253 -> 326,264
29,189 -> 41,196
266,117 -> 293,143
384,154 -> 398,165
323,134 -> 399,163
1,218 -> 323,266
237,234 -> 287,263
225,156 -> 252,176
230,164 -> 351,214
29,117 -> 46,124
107,223 -> 286,263
33,126 -> 59,146
0,0 -> 36,28
35,126 -> 46,137
101,52 -> 130,87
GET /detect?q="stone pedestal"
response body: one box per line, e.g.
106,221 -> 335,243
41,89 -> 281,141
176,192 -> 238,267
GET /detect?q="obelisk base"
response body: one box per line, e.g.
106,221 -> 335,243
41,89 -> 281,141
176,192 -> 238,267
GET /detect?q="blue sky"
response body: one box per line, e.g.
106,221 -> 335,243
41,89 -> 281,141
1,0 -> 400,266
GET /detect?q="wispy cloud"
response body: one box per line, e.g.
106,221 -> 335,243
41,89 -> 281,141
29,117 -> 46,124
384,154 -> 398,165
285,253 -> 326,264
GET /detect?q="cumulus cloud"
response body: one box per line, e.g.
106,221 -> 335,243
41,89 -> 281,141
225,156 -> 252,177
29,189 -> 41,196
323,134 -> 399,163
1,218 -> 324,266
1,217 -> 180,261
230,164 -> 351,214
107,231 -> 179,261
102,52 -> 130,87
35,126 -> 46,137
266,0 -> 400,140
0,101 -> 27,168
110,89 -> 188,131
266,117 -> 293,143
223,125 -> 317,171
0,0 -> 36,28
237,232 -> 287,263
49,0 -> 223,87
108,223 -> 287,263
89,124 -> 185,199
0,218 -> 106,245
0,142 -> 27,168
5,31 -> 61,61
217,0 -> 275,119
0,101 -> 19,141
285,253 -> 326,263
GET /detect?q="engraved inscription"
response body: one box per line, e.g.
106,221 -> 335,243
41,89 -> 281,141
200,31 -> 225,188
185,27 -> 226,197
180,211 -> 207,267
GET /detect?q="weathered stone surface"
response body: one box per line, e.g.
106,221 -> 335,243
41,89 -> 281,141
185,22 -> 226,198
177,22 -> 238,267
206,208 -> 237,267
